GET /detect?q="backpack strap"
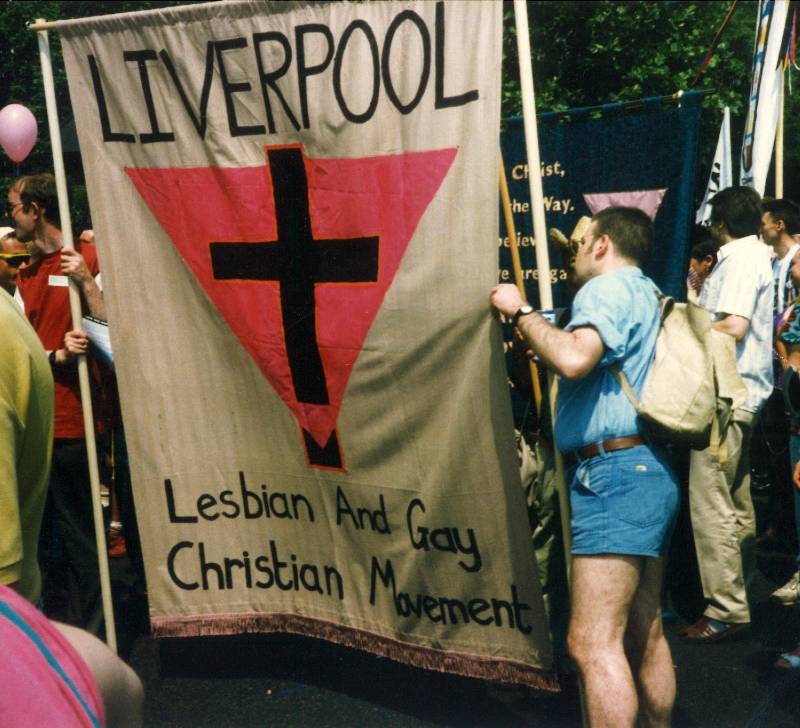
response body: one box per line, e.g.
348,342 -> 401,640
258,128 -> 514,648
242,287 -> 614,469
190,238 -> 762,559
707,411 -> 729,464
706,329 -> 747,464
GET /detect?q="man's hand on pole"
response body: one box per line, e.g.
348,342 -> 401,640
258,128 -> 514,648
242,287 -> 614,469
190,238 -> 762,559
490,283 -> 526,319
61,329 -> 89,364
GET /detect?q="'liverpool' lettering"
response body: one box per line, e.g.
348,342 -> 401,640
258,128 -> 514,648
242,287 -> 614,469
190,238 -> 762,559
89,1 -> 479,143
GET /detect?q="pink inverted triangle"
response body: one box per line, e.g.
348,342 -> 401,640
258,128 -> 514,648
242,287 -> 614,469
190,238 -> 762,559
126,145 -> 457,450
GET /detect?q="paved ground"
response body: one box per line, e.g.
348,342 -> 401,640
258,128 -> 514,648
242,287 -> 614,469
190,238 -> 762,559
107,544 -> 800,728
99,468 -> 800,726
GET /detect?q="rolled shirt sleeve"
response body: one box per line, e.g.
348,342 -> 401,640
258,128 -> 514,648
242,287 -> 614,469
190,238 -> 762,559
709,255 -> 758,321
567,279 -> 633,368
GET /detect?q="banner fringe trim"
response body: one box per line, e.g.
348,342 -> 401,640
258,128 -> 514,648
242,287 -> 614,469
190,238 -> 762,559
150,612 -> 559,692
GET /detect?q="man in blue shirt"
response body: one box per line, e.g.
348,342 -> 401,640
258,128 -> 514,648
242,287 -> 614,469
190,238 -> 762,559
491,206 -> 679,728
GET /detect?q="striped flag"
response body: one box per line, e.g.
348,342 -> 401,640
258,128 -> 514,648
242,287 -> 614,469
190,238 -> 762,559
740,0 -> 794,193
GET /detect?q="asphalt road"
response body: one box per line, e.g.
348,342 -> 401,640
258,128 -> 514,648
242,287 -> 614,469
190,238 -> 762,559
108,545 -> 800,728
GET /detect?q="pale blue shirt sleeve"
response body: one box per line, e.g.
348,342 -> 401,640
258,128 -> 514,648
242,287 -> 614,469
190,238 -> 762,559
566,275 -> 633,367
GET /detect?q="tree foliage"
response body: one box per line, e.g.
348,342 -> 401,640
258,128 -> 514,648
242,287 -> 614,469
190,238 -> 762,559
0,1 -> 197,227
504,1 -> 757,116
504,2 -> 768,186
0,0 -> 792,222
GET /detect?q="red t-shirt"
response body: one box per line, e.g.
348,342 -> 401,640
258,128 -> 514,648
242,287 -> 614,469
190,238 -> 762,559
17,243 -> 110,438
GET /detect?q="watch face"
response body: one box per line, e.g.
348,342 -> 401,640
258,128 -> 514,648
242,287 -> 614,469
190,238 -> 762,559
513,305 -> 534,325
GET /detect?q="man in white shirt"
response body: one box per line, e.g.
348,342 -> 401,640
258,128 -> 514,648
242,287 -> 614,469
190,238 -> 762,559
756,199 -> 800,578
682,186 -> 774,642
761,199 -> 800,316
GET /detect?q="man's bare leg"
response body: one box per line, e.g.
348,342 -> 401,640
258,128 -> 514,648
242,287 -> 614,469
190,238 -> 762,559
568,555 -> 643,728
623,557 -> 675,728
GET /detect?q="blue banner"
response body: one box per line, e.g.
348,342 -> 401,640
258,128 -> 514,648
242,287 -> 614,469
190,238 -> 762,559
499,91 -> 703,306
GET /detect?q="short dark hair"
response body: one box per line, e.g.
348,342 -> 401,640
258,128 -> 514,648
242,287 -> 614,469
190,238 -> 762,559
591,206 -> 653,266
690,238 -> 719,264
13,173 -> 60,227
762,198 -> 800,234
709,186 -> 762,238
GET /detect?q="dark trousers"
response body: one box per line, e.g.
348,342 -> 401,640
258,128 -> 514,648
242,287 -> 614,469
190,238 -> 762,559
39,438 -> 102,633
751,388 -> 794,548
113,425 -> 144,580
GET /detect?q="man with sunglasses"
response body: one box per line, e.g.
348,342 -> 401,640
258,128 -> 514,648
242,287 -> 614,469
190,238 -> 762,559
0,228 -> 30,296
6,174 -> 107,633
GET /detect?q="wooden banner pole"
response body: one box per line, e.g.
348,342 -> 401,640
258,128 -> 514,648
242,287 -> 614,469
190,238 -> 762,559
37,21 -> 118,653
499,156 -> 543,415
512,0 -> 573,572
513,4 -> 583,719
513,4 -> 553,310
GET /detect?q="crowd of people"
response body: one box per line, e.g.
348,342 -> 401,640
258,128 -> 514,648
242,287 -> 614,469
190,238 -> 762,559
0,174 -> 142,726
3,170 -> 800,726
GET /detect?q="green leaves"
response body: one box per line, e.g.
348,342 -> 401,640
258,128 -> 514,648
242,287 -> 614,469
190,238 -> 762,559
502,1 -> 769,181
0,1 -> 202,228
0,0 -> 789,221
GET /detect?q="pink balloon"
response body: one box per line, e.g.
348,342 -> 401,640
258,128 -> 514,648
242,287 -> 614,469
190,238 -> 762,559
0,104 -> 38,163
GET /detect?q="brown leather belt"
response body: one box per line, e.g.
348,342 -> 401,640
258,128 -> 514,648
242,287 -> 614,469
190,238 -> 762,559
563,435 -> 645,467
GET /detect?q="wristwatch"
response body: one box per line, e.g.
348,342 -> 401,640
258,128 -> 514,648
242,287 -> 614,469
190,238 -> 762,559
511,304 -> 535,326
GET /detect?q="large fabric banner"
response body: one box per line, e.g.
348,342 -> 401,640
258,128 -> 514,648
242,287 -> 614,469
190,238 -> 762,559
60,0 -> 554,687
499,92 -> 703,308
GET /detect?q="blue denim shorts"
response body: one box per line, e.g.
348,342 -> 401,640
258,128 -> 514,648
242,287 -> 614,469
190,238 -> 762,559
568,444 -> 679,557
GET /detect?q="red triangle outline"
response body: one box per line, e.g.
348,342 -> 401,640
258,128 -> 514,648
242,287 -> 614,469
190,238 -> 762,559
126,144 -> 457,459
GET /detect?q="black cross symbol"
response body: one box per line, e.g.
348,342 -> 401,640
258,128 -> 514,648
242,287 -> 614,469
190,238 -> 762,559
210,146 -> 379,468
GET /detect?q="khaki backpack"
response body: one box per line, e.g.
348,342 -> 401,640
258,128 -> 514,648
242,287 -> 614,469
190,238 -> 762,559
612,293 -> 747,457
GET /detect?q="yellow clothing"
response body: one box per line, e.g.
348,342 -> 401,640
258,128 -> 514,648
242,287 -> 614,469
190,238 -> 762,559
0,288 -> 54,603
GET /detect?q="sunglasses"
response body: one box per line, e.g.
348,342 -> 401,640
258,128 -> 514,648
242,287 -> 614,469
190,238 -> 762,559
0,252 -> 31,266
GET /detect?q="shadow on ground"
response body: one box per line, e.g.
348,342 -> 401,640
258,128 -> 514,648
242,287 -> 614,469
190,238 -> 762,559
111,542 -> 800,726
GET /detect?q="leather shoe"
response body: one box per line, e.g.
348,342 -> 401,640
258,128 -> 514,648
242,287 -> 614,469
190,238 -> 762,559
678,616 -> 707,637
771,571 -> 800,605
680,616 -> 748,642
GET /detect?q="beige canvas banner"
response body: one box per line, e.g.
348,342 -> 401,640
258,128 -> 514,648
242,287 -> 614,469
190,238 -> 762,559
59,0 -> 554,687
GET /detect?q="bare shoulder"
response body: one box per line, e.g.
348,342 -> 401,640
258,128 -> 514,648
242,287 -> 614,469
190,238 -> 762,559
53,623 -> 144,728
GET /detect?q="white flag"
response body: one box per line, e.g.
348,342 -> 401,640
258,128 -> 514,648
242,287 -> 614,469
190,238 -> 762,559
740,0 -> 789,193
696,107 -> 732,223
